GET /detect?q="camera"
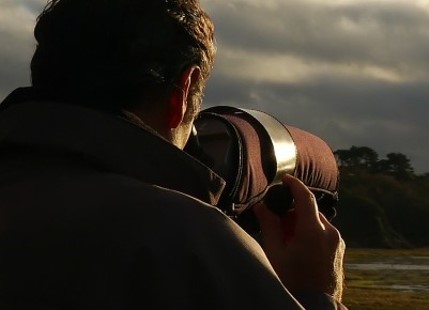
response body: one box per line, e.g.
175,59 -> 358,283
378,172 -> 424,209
185,106 -> 339,233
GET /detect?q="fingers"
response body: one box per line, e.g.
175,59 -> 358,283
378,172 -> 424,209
319,211 -> 336,232
281,174 -> 322,229
254,174 -> 346,300
256,174 -> 336,243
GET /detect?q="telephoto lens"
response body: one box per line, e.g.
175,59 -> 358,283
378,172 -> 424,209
185,106 -> 339,234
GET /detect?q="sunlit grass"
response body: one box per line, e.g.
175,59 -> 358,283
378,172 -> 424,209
343,248 -> 429,310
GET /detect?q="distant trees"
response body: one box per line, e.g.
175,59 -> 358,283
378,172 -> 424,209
379,153 -> 414,179
333,146 -> 429,248
334,146 -> 415,179
334,146 -> 378,170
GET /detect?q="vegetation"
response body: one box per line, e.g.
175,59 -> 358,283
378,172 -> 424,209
334,146 -> 420,180
343,248 -> 429,310
331,146 -> 429,248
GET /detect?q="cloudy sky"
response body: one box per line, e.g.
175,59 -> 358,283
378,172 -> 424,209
1,0 -> 429,173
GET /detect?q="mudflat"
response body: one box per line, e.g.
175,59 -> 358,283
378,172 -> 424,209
343,248 -> 429,310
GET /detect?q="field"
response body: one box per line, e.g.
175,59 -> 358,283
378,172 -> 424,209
343,248 -> 429,310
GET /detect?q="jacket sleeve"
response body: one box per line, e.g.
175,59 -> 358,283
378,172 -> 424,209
293,292 -> 349,310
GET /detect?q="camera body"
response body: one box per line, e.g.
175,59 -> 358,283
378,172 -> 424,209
185,106 -> 339,233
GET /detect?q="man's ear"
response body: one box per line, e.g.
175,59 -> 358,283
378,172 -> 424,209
168,66 -> 201,129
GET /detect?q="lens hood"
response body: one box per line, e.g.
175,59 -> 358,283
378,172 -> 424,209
185,106 -> 339,221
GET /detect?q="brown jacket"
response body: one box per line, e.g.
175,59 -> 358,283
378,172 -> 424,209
0,94 -> 344,309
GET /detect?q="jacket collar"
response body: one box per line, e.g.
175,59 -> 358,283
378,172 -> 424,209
0,89 -> 226,206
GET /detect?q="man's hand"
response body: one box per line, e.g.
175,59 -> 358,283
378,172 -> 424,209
253,174 -> 345,302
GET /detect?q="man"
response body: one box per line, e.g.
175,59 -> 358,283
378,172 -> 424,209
0,0 -> 347,309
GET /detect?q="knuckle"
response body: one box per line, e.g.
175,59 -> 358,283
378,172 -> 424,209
303,191 -> 317,204
326,225 -> 342,246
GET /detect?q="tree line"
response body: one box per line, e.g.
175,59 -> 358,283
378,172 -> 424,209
332,146 -> 429,248
333,146 -> 426,180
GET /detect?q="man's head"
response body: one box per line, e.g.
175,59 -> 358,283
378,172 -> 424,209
30,0 -> 216,147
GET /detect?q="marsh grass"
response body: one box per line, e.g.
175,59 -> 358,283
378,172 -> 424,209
343,248 -> 429,310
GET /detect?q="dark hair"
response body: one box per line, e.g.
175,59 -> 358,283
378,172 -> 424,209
30,0 -> 216,113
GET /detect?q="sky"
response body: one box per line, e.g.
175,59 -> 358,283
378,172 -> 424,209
1,0 -> 428,173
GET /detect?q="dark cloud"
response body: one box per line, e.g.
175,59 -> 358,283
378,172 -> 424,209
0,0 -> 43,99
0,31 -> 33,98
204,1 -> 429,73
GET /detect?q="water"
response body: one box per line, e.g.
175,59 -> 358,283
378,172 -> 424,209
390,285 -> 429,292
346,259 -> 429,292
346,263 -> 429,271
